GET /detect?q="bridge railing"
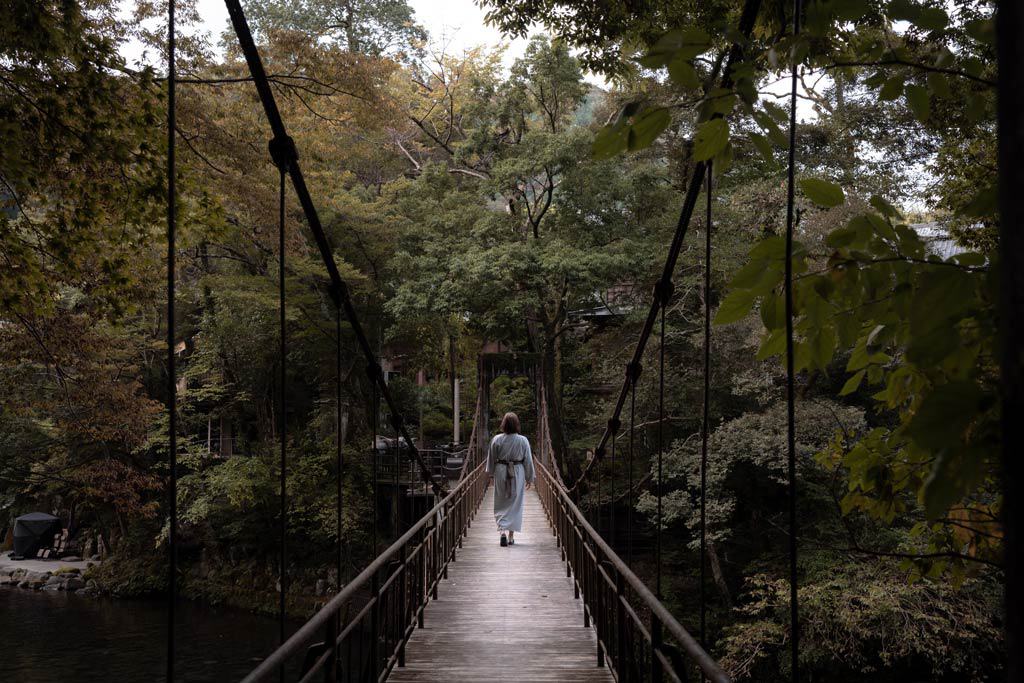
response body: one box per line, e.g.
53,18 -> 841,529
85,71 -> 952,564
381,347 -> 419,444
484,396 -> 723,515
535,460 -> 731,683
376,447 -> 468,489
241,459 -> 487,683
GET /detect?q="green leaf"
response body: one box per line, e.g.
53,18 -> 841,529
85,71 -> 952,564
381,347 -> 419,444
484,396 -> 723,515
878,76 -> 904,101
826,224 -> 859,248
923,445 -> 988,521
800,178 -> 845,207
866,213 -> 898,241
905,84 -> 931,122
692,118 -> 730,161
713,288 -> 756,325
757,329 -> 786,360
914,7 -> 949,31
840,369 -> 867,396
906,382 -> 983,451
763,100 -> 789,123
749,235 -> 787,260
753,111 -> 789,148
810,325 -> 837,369
908,267 -> 974,339
926,72 -> 951,99
667,59 -> 700,89
759,292 -> 785,329
960,184 -> 998,218
869,195 -> 900,218
640,27 -> 712,67
592,124 -> 628,159
965,18 -> 995,45
627,108 -> 672,151
749,132 -> 775,162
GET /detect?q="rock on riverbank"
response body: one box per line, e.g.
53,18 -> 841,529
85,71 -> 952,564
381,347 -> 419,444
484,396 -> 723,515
0,565 -> 98,594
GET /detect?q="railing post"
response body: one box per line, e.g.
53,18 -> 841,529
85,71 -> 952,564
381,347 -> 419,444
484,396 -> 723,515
595,580 -> 603,666
616,570 -> 627,682
323,611 -> 337,682
651,617 -> 663,683
431,523 -> 439,600
417,525 -> 426,629
398,544 -> 407,668
370,571 -> 380,682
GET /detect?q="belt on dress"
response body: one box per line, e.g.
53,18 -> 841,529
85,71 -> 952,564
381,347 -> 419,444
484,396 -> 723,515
496,460 -> 522,496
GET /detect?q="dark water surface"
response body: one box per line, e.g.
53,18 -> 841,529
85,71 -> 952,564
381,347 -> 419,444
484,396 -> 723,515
0,588 -> 302,682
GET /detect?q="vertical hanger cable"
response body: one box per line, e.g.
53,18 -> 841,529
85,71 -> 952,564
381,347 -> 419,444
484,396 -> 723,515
276,164 -> 288,678
165,0 -> 176,677
785,1 -> 803,678
700,161 -> 713,657
656,286 -> 668,599
342,315 -> 350,589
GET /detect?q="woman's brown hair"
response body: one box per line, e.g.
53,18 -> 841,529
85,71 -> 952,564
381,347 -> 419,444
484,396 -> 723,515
500,412 -> 520,434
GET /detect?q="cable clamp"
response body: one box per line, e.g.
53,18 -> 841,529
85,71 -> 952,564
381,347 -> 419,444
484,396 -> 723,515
653,279 -> 675,306
268,135 -> 298,172
331,281 -> 349,308
365,362 -> 382,382
626,361 -> 643,382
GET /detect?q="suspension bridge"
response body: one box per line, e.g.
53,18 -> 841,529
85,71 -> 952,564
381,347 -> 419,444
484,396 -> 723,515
150,0 -> 1024,680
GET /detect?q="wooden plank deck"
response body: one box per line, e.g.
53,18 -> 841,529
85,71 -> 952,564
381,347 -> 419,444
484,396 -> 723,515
387,484 -> 613,682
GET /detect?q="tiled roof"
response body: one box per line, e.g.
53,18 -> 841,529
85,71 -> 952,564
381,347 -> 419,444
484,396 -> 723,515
911,222 -> 962,260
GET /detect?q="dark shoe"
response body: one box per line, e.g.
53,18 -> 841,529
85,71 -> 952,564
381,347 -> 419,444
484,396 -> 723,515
500,533 -> 508,547
509,536 -> 515,545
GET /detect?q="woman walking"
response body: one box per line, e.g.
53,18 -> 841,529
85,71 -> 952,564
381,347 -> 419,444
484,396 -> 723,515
486,412 -> 536,546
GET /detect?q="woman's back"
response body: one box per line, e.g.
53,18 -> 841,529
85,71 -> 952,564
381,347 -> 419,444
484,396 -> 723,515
486,414 -> 536,544
489,432 -> 529,460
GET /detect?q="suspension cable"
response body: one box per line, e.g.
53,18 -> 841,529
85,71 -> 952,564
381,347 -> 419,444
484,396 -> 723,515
221,0 -> 442,496
785,1 -> 802,679
165,0 -> 176,678
700,161 -> 712,655
274,162 -> 288,671
570,0 -> 764,494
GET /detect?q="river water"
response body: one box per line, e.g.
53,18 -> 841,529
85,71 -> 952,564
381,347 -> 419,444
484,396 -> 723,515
0,588 -> 302,681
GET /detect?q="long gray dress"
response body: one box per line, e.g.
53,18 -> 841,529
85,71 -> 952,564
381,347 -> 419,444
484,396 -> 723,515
485,432 -> 536,532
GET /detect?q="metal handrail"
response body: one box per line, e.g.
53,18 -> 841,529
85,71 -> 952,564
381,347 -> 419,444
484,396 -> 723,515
535,460 -> 731,683
241,460 -> 487,682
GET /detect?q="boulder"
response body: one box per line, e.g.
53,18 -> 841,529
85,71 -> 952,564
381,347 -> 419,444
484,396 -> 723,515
65,577 -> 86,591
41,583 -> 61,592
24,571 -> 48,584
44,575 -> 63,586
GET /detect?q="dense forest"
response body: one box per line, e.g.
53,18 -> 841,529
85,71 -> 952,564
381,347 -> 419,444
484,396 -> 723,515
0,0 -> 1005,679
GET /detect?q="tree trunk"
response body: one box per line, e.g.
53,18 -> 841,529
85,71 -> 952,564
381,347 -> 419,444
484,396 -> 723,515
706,538 -> 732,608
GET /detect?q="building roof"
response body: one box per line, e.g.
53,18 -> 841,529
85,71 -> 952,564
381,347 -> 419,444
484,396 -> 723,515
911,222 -> 962,261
